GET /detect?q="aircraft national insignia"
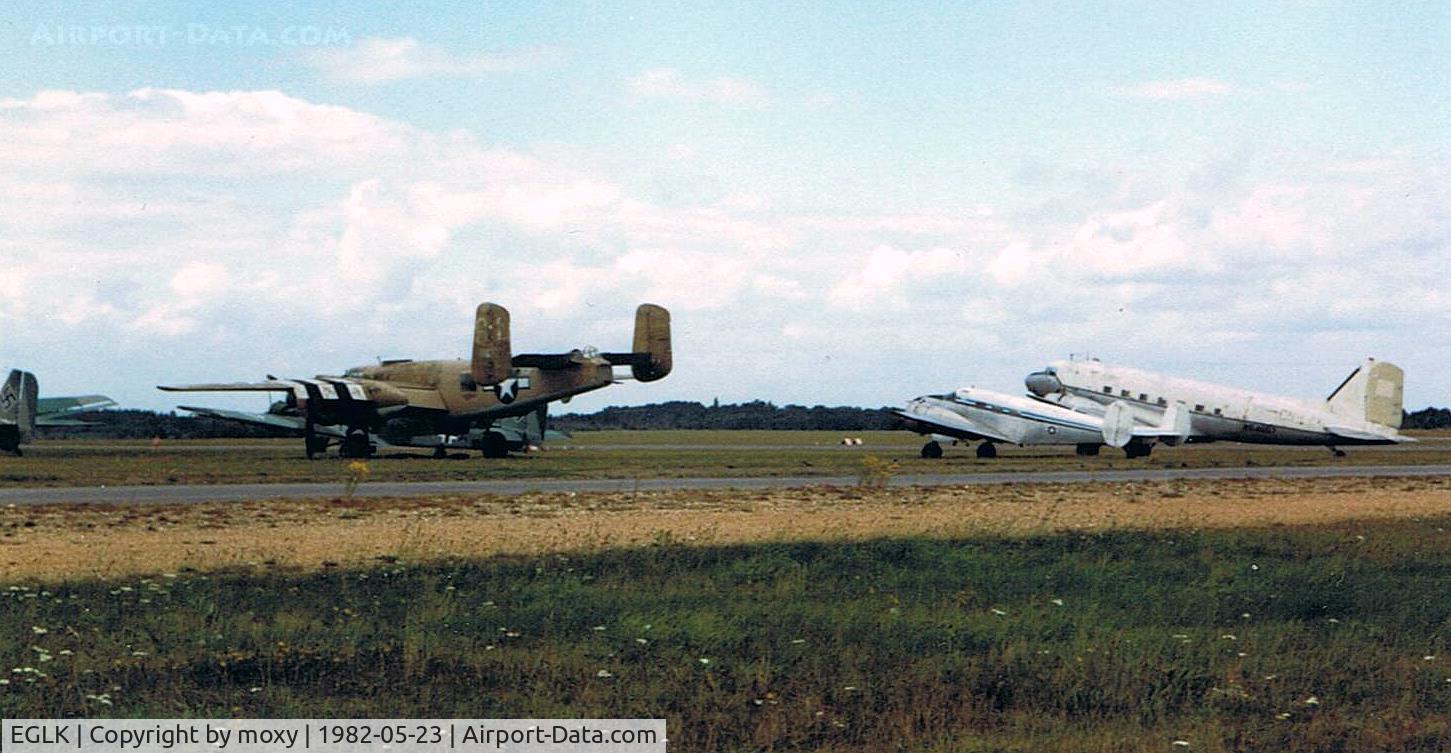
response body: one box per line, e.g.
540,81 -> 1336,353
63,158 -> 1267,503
0,387 -> 14,411
495,376 -> 531,404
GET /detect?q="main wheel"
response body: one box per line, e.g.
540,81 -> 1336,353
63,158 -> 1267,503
1124,442 -> 1152,459
340,430 -> 373,458
305,435 -> 329,459
480,431 -> 510,459
433,445 -> 448,459
920,441 -> 943,459
1075,443 -> 1101,457
976,442 -> 997,459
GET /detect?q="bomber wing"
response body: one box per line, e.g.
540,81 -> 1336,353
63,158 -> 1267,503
158,381 -> 300,393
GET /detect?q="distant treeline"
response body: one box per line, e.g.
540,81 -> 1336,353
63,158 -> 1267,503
1405,407 -> 1451,430
553,400 -> 904,431
36,409 -> 289,440
31,403 -> 1451,438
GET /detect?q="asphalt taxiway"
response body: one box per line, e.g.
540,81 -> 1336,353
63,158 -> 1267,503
2,463 -> 1449,506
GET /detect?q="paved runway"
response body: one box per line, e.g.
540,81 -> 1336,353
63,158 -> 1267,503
2,464 -> 1448,506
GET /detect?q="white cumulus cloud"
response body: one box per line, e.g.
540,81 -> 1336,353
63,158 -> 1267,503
302,37 -> 562,84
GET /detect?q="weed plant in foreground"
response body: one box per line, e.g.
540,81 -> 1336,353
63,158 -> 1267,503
5,519 -> 1451,751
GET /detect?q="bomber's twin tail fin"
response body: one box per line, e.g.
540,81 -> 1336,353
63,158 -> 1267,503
471,303 -> 513,387
1326,358 -> 1404,429
603,303 -> 673,382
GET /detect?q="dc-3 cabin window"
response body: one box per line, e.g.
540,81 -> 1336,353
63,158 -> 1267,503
1213,408 -> 1222,415
1138,393 -> 1148,402
1120,389 -> 1131,397
1195,404 -> 1205,412
1103,385 -> 1112,394
1156,397 -> 1167,406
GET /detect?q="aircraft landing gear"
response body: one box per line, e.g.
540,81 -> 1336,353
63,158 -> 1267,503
921,441 -> 943,459
1123,442 -> 1152,459
433,445 -> 448,459
976,442 -> 997,459
340,428 -> 373,458
1331,447 -> 1347,458
304,435 -> 329,459
1075,443 -> 1101,457
480,431 -> 510,459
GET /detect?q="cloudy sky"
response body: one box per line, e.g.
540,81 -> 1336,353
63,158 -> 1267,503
1,2 -> 1447,414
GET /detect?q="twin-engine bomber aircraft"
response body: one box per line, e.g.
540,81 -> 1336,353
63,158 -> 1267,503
160,303 -> 671,459
2,370 -> 118,455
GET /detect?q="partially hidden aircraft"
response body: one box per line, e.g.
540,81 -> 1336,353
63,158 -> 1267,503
896,386 -> 1189,459
1,370 -> 118,455
1023,357 -> 1411,457
159,303 -> 671,458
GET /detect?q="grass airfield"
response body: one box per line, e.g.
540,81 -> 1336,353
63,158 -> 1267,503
4,431 -> 1451,751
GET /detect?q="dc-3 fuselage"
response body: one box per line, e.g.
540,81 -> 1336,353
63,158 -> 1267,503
159,303 -> 671,458
902,357 -> 1409,459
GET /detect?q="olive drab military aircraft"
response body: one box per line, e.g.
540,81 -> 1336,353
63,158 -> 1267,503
1023,356 -> 1411,457
159,303 -> 672,459
1,369 -> 118,455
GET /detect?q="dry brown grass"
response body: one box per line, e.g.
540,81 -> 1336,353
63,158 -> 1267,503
4,475 -> 1451,582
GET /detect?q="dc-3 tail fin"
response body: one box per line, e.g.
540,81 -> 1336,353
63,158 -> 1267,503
2,370 -> 39,436
1326,358 -> 1404,429
603,304 -> 672,382
471,303 -> 513,386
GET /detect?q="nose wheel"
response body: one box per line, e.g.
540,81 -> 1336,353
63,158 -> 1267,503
975,442 -> 997,459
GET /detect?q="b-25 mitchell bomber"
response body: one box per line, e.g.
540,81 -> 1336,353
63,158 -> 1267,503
2,369 -> 118,455
160,303 -> 671,458
1024,357 -> 1411,457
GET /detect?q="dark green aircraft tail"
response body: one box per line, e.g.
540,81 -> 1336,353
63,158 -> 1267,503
1,370 -> 39,454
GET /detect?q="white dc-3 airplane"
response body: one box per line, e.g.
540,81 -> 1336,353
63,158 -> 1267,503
900,357 -> 1410,459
